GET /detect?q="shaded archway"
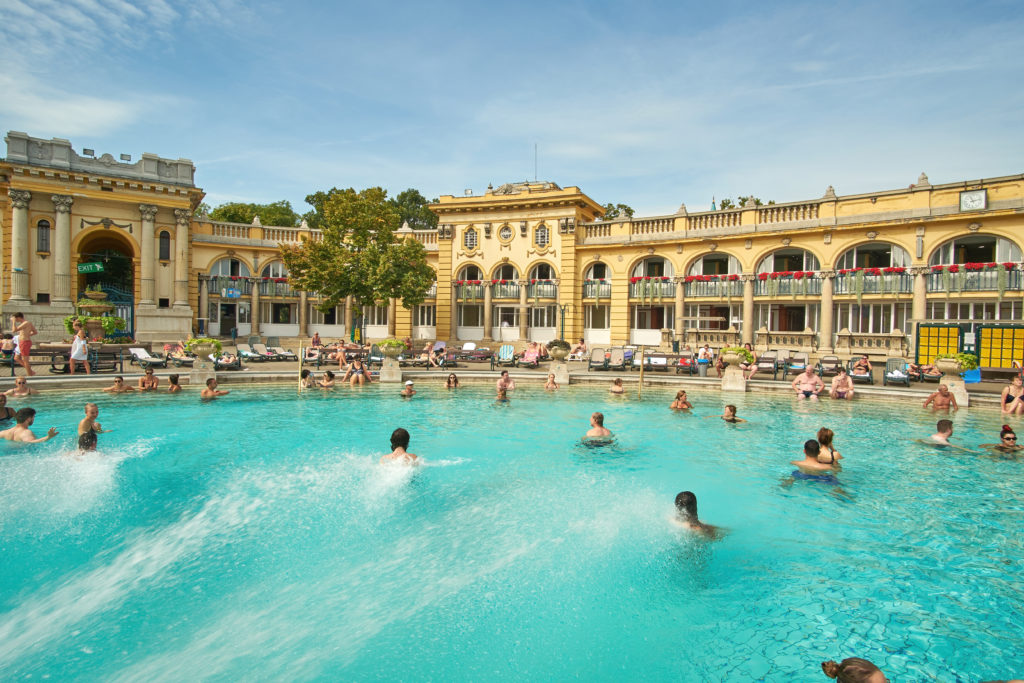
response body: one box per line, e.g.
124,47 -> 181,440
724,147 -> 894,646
76,229 -> 136,336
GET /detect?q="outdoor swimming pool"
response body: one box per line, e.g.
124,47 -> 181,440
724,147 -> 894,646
1,383 -> 1021,680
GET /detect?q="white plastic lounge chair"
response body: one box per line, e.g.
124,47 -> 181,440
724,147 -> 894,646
129,347 -> 167,369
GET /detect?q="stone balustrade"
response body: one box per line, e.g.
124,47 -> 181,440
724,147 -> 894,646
688,211 -> 742,231
754,327 -> 818,353
833,329 -> 908,357
629,217 -> 675,235
757,202 -> 820,224
684,327 -> 741,349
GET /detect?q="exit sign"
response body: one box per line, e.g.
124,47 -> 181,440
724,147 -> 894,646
77,262 -> 105,274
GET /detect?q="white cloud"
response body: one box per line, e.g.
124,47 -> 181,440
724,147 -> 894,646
0,73 -> 145,137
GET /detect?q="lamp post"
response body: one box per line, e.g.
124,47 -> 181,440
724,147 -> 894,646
558,303 -> 571,341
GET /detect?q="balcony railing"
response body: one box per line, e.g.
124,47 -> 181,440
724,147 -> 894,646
207,275 -> 252,295
684,279 -> 743,297
456,284 -> 485,300
527,282 -> 558,299
834,273 -> 913,295
629,280 -> 675,298
424,283 -> 437,298
582,281 -> 612,298
491,283 -> 521,299
754,276 -> 822,296
926,269 -> 1024,293
258,279 -> 294,297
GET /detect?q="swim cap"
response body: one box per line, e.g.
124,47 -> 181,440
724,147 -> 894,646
405,380 -> 414,385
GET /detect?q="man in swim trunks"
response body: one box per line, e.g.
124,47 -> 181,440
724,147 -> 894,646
381,427 -> 419,464
586,411 -> 611,438
829,368 -> 854,400
923,384 -> 958,411
791,367 -> 824,400
137,368 -> 160,391
10,312 -> 38,376
0,407 -> 58,443
201,377 -> 230,399
496,370 -> 516,392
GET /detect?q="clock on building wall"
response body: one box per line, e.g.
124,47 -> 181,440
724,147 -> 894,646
959,189 -> 987,212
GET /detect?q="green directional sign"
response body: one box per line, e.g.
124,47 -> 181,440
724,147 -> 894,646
77,262 -> 105,274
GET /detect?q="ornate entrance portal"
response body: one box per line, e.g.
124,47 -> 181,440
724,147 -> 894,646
77,232 -> 136,339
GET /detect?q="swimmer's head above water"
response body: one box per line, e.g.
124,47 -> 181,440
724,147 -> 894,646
804,439 -> 821,458
674,490 -> 698,522
390,427 -> 410,450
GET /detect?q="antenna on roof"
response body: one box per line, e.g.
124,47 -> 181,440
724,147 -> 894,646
534,143 -> 538,182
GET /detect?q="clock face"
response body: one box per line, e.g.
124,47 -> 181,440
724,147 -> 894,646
960,190 -> 986,211
499,226 -> 513,240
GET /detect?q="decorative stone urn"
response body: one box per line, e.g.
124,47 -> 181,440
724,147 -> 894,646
721,351 -> 742,366
381,346 -> 404,359
191,342 -> 217,358
78,302 -> 114,316
83,290 -> 108,301
84,319 -> 105,340
934,357 -> 962,376
550,346 -> 568,361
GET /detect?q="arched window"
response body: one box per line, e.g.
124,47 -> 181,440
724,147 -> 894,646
534,224 -> 550,248
261,261 -> 289,279
158,231 -> 171,260
529,263 -> 555,281
463,227 -> 478,250
756,248 -> 820,273
585,263 -> 610,281
631,257 -> 674,278
492,264 -> 518,281
36,219 -> 51,253
835,242 -> 910,270
210,257 -> 250,278
688,253 -> 740,276
929,235 -> 1022,265
458,265 -> 483,281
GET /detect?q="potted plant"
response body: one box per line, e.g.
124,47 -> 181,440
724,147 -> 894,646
378,338 -> 406,358
186,337 -> 222,358
935,352 -> 978,375
547,339 -> 571,361
720,346 -> 753,366
83,283 -> 108,300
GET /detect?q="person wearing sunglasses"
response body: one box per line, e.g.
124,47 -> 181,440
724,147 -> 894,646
138,368 -> 160,391
103,377 -> 135,393
980,425 -> 1023,454
4,378 -> 39,398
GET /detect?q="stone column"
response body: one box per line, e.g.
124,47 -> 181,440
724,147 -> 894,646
299,290 -> 308,338
674,278 -> 685,340
449,285 -> 459,341
911,266 -> 929,358
198,277 -> 209,335
819,271 -> 835,352
8,190 -> 31,302
139,204 -> 157,306
483,283 -> 493,341
173,209 -> 190,308
741,274 -> 755,345
518,280 -> 529,341
51,194 -> 73,303
250,279 -> 260,335
387,298 -> 397,336
345,295 -> 354,339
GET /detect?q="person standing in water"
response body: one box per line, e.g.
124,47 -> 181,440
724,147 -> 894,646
0,407 -> 58,443
381,427 -> 419,465
672,491 -> 722,539
78,402 -> 110,438
586,411 -> 611,438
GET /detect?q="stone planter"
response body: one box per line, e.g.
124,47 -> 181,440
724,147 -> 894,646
381,346 -> 404,359
84,319 -> 105,340
721,352 -> 742,366
78,302 -> 114,316
935,358 -> 962,376
190,343 -> 217,358
83,291 -> 108,300
550,347 -> 568,361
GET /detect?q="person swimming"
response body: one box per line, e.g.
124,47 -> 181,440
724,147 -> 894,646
789,439 -> 839,485
77,430 -> 98,452
720,404 -> 746,423
381,427 -> 419,465
671,491 -> 722,540
979,425 -> 1023,454
670,390 -> 693,410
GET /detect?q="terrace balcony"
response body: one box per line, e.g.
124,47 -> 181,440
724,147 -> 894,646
833,271 -> 913,295
582,281 -> 612,299
925,266 -> 1023,293
753,275 -> 822,296
526,282 -> 558,299
628,279 -> 675,298
491,282 -> 520,299
207,275 -> 252,295
684,278 -> 743,298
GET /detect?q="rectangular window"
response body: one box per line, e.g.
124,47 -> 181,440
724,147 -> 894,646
308,305 -> 342,325
237,302 -> 251,324
37,225 -> 50,253
585,304 -> 609,329
493,305 -> 518,328
208,301 -> 219,322
271,303 -> 296,324
459,304 -> 484,327
416,305 -> 436,327
36,293 -> 50,304
631,305 -> 673,330
529,305 -> 557,328
684,304 -> 735,330
158,298 -> 170,309
362,305 -> 388,326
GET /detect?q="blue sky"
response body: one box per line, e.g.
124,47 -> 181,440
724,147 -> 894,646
1,0 -> 1022,217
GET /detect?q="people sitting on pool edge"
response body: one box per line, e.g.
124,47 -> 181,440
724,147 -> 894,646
721,404 -> 745,423
401,380 -> 416,397
672,491 -> 721,540
979,425 -> 1023,454
318,370 -> 336,388
300,368 -> 316,389
341,358 -> 371,386
586,411 -> 611,438
0,407 -> 58,443
381,427 -> 419,465
821,657 -> 886,682
201,377 -> 230,400
923,384 -> 958,411
1000,375 -> 1023,416
792,367 -> 824,400
829,368 -> 854,401
670,390 -> 692,410
609,378 -> 624,394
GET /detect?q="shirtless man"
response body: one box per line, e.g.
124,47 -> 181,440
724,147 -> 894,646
11,312 -> 38,376
929,418 -> 955,446
829,368 -> 855,400
671,491 -> 722,539
103,376 -> 135,393
0,407 -> 58,443
201,377 -> 230,399
791,367 -> 824,400
78,402 -> 110,437
496,370 -> 516,393
137,368 -> 160,391
4,378 -> 39,398
381,427 -> 419,465
400,380 -> 416,397
923,384 -> 958,411
586,411 -> 611,438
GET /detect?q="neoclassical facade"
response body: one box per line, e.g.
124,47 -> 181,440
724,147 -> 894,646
4,131 -> 1023,362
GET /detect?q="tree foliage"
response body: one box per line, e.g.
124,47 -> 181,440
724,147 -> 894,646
719,196 -> 774,210
389,188 -> 439,230
209,200 -> 301,226
193,201 -> 212,217
600,202 -> 635,220
281,187 -> 435,312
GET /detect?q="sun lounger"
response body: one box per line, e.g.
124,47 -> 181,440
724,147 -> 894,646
210,354 -> 242,370
848,358 -> 875,385
815,355 -> 841,377
675,350 -> 696,375
883,358 -> 911,386
606,347 -> 626,371
749,351 -> 778,380
786,351 -> 809,377
252,343 -> 284,361
491,344 -> 517,370
271,346 -> 297,361
236,344 -> 267,362
129,347 -> 167,369
588,347 -> 608,371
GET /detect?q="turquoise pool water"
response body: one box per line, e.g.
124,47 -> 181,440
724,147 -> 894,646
1,383 -> 1021,681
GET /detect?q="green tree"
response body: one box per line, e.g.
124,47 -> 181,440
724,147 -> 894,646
600,202 -> 635,220
281,187 -> 435,312
718,198 -> 736,210
193,201 -> 212,217
389,188 -> 439,230
736,195 -> 775,207
209,200 -> 301,226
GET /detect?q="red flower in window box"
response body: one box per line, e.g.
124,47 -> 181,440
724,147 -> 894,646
882,267 -> 905,274
501,279 -> 508,284
491,279 -> 498,285
769,272 -> 780,279
472,280 -> 481,285
1003,262 -> 1016,270
964,262 -> 984,272
455,280 -> 464,286
931,265 -> 944,273
985,262 -> 997,269
230,276 -> 239,280
947,265 -> 959,274
758,272 -> 768,280
660,276 -> 670,281
793,271 -> 805,280
684,276 -> 696,283
630,277 -> 640,284
728,273 -> 739,281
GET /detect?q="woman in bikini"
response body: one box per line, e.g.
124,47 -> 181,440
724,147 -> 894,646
544,373 -> 559,390
670,390 -> 692,410
1000,375 -> 1024,415
979,425 -> 1023,454
0,394 -> 17,421
816,427 -> 843,470
445,373 -> 460,389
